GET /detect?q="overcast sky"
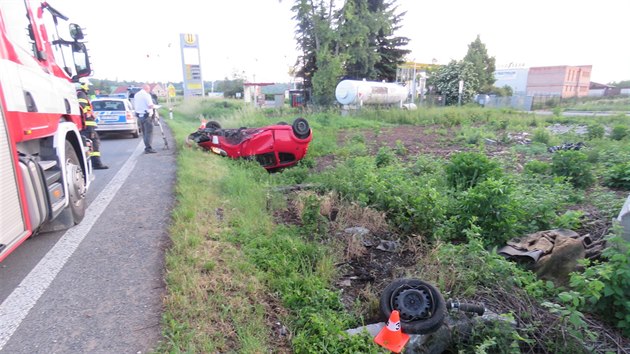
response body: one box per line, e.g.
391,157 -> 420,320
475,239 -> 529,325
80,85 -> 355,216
57,0 -> 629,85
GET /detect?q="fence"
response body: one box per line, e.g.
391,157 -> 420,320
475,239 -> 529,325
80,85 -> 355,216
485,95 -> 534,111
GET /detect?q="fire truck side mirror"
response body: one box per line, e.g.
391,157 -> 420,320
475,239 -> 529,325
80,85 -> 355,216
71,42 -> 91,80
69,24 -> 84,40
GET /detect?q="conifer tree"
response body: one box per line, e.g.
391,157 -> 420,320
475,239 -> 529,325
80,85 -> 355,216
463,35 -> 496,93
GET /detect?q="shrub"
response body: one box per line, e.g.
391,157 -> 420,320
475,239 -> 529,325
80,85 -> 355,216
553,210 -> 584,230
278,163 -> 311,184
300,194 -> 329,238
394,140 -> 408,156
375,146 -> 396,168
532,128 -> 551,145
446,152 -> 503,191
603,161 -> 630,190
569,235 -> 630,336
551,150 -> 594,188
512,142 -> 550,157
552,106 -> 562,115
586,124 -> 605,140
610,125 -> 628,141
512,175 -> 577,232
410,155 -> 444,176
524,160 -> 551,175
456,178 -> 520,246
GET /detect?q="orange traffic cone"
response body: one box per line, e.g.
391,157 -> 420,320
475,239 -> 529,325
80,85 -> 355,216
374,310 -> 410,353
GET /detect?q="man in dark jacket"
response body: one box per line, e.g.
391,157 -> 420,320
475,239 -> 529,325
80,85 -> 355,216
76,78 -> 108,169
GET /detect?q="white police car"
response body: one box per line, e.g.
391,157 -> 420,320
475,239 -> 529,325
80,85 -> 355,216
92,98 -> 140,138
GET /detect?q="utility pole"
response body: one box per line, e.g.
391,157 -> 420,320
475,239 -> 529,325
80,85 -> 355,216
412,62 -> 417,105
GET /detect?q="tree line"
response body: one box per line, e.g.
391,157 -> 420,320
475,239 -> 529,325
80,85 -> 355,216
291,1 -> 508,106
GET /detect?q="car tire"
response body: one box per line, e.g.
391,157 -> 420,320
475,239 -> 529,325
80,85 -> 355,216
292,118 -> 310,139
379,278 -> 446,335
206,121 -> 222,129
131,121 -> 140,138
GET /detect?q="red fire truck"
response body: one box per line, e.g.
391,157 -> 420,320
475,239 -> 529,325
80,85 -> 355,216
0,1 -> 94,262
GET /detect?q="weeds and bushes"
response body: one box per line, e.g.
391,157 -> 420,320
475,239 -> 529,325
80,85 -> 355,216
568,235 -> 630,336
445,151 -> 503,191
603,161 -> 630,190
308,150 -> 583,246
551,150 -> 595,188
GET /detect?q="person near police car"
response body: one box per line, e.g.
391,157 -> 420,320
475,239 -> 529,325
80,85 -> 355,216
76,78 -> 109,169
134,84 -> 157,154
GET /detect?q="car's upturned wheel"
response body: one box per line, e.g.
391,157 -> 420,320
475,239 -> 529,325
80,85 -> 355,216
64,141 -> 86,224
292,117 -> 310,139
379,278 -> 446,335
206,121 -> 222,129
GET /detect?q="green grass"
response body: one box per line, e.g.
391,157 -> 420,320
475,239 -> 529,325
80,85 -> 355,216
156,101 -> 276,353
563,97 -> 630,111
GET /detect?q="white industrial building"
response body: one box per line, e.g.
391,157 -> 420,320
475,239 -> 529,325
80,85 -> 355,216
493,67 -> 529,96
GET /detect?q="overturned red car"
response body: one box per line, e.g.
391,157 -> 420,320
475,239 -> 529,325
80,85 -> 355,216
187,118 -> 312,170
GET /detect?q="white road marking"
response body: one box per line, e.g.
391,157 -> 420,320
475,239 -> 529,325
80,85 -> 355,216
0,141 -> 145,350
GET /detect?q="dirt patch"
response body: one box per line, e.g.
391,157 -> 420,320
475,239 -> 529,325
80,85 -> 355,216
340,125 -> 463,158
334,242 -> 418,322
315,125 -> 527,172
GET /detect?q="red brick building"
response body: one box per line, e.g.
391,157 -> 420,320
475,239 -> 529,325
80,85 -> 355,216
527,65 -> 592,98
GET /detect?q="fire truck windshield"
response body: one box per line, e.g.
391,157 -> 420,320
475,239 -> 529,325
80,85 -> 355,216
39,3 -> 91,79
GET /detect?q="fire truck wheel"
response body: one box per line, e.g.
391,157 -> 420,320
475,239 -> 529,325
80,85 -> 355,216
65,141 -> 86,224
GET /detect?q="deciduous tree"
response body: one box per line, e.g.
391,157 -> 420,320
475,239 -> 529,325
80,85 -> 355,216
427,60 -> 479,106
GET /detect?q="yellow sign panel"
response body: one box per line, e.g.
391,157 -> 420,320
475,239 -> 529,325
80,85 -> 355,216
168,84 -> 176,98
187,83 -> 202,90
184,33 -> 196,45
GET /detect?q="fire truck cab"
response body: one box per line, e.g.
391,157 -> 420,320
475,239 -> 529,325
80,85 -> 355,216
0,0 -> 93,262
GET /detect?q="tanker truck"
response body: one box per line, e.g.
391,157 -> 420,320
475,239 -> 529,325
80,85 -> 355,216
335,79 -> 413,109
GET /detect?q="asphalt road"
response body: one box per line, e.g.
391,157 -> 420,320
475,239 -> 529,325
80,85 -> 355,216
0,124 -> 175,354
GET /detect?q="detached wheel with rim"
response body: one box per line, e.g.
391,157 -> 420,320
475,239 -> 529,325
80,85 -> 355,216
65,141 -> 86,224
292,117 -> 310,139
379,278 -> 446,335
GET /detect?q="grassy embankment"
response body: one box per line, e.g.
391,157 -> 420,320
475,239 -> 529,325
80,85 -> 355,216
155,100 -> 390,353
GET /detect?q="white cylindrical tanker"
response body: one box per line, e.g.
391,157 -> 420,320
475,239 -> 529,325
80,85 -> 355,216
335,80 -> 409,106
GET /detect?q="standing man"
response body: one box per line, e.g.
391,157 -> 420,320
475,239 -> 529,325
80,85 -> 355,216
76,78 -> 109,169
134,84 -> 157,154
